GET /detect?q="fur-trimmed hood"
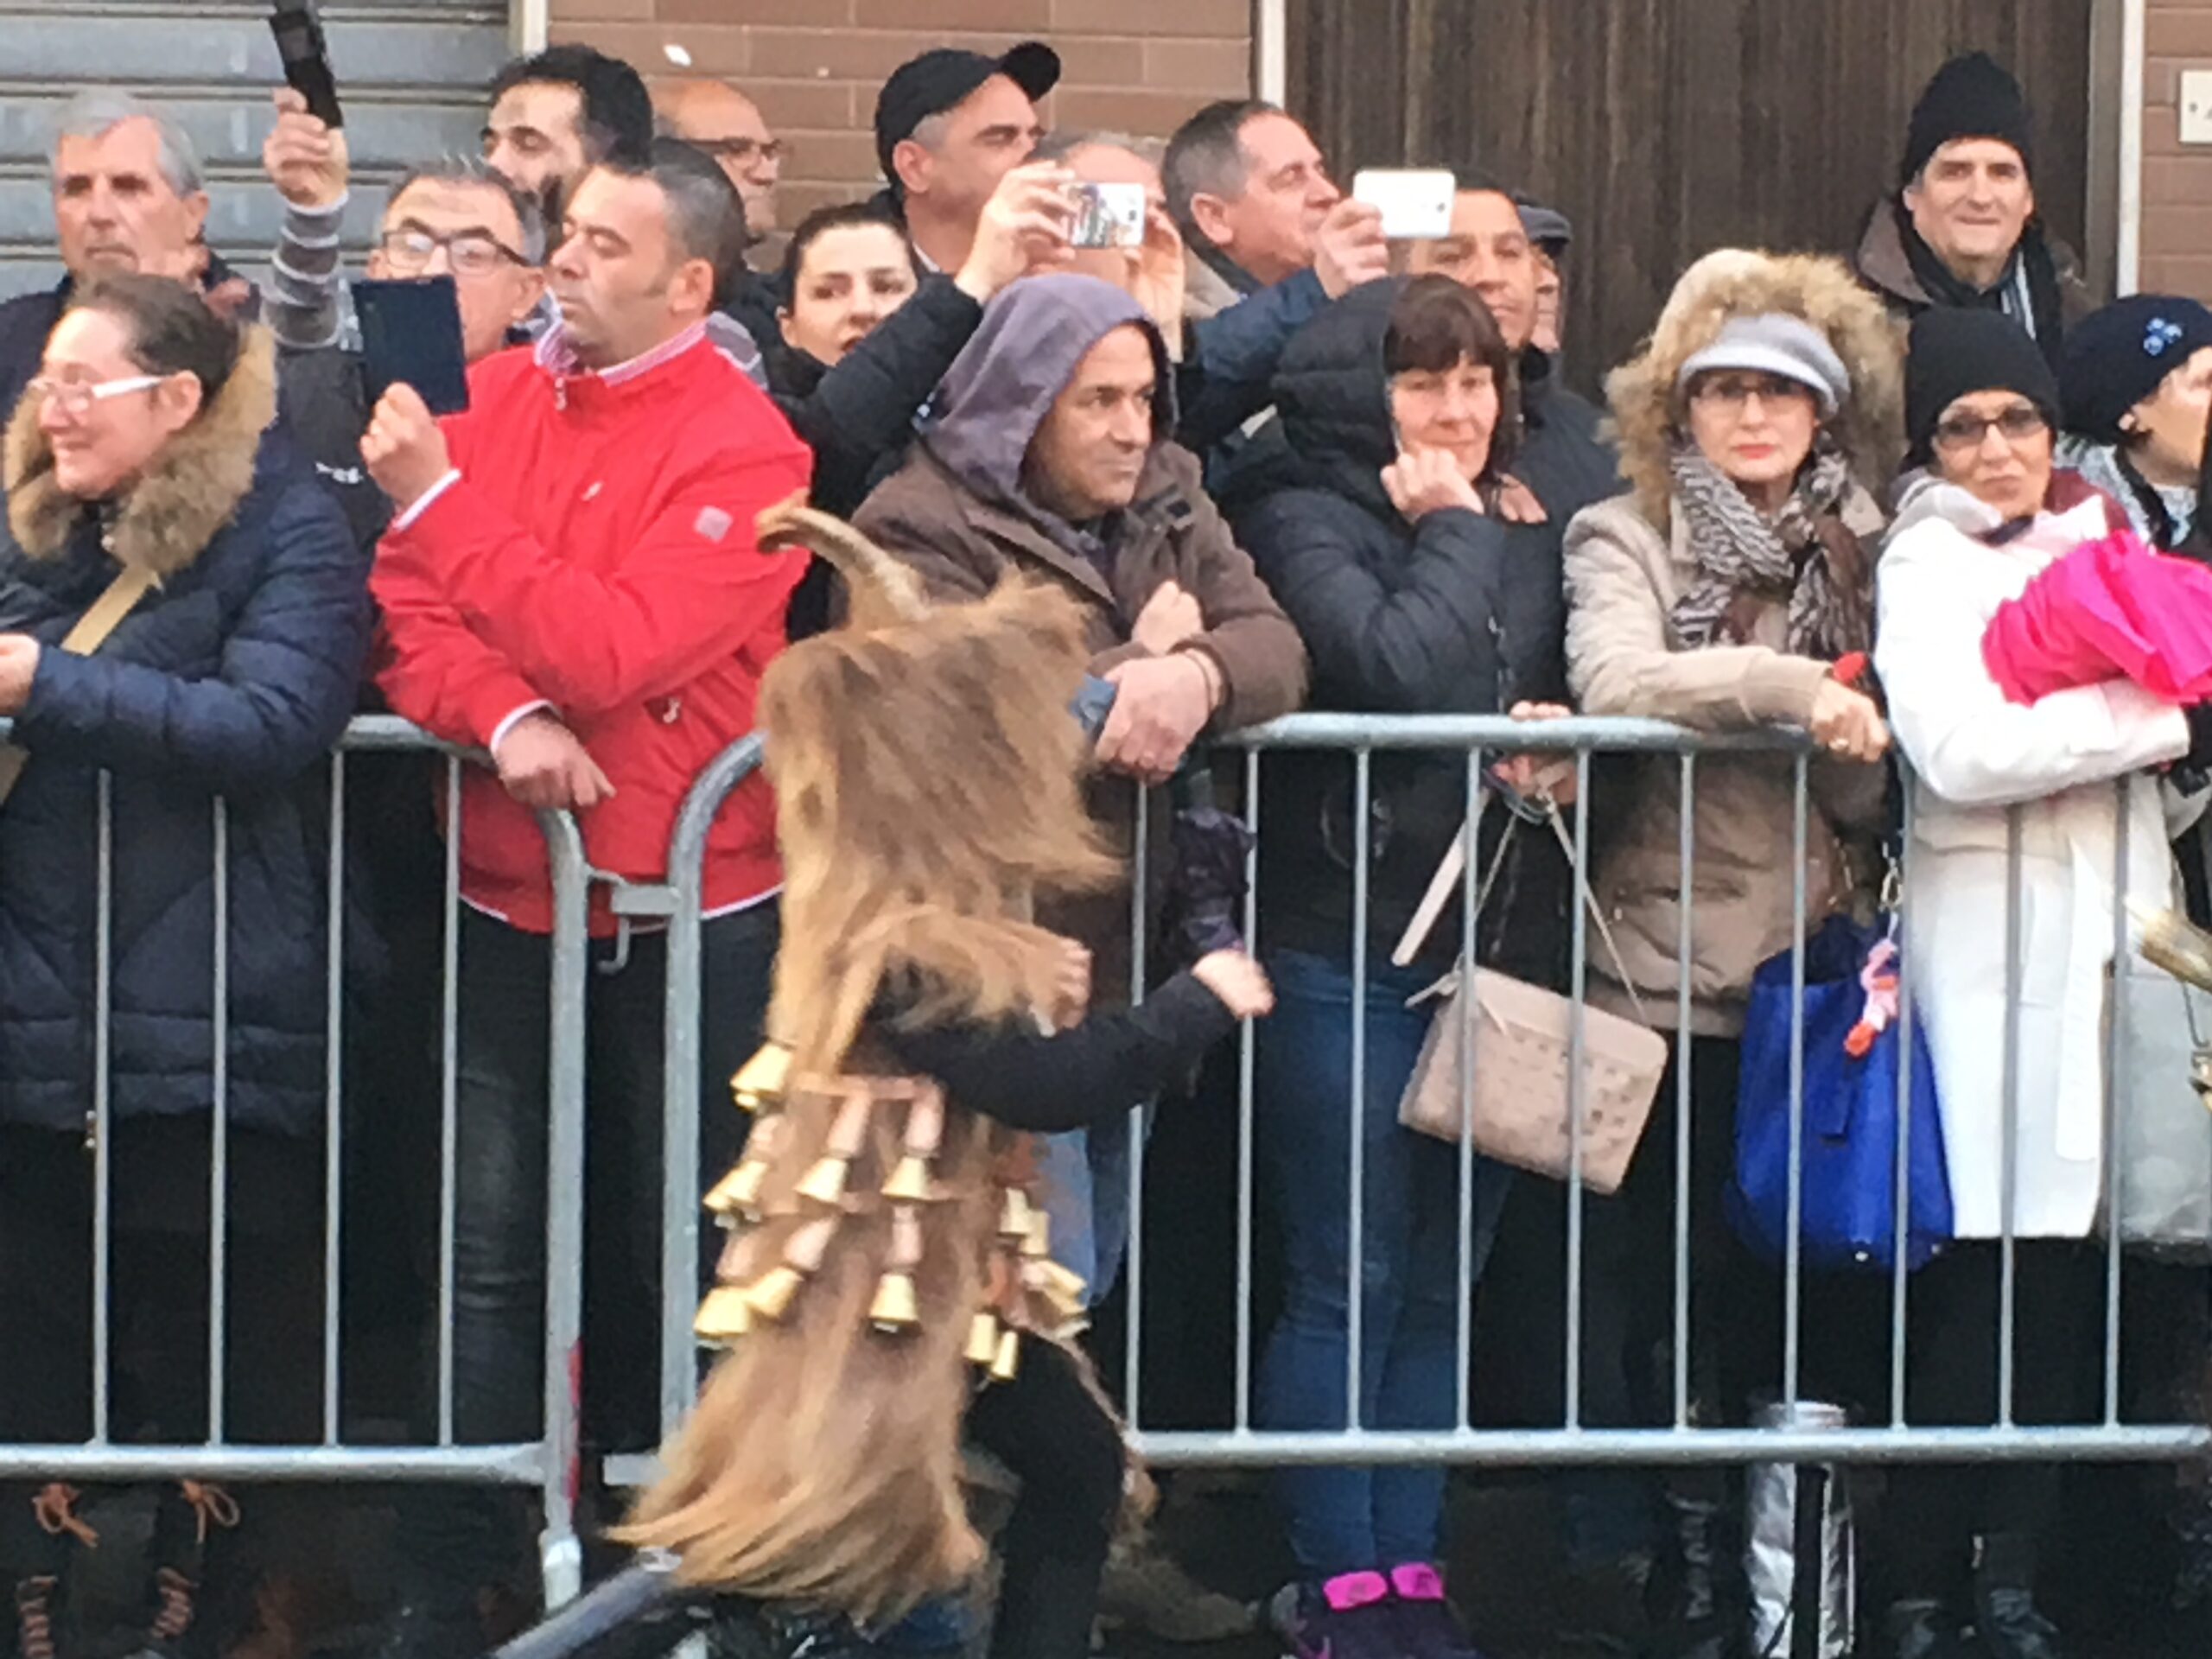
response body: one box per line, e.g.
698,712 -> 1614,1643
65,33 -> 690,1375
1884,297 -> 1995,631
1604,251 -> 1905,529
4,325 -> 278,581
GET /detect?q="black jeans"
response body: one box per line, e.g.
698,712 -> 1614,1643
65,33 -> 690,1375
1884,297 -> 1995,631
393,902 -> 778,1594
0,1122 -> 323,1571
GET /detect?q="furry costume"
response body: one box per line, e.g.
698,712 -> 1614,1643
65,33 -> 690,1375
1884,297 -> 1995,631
622,504 -> 1136,1629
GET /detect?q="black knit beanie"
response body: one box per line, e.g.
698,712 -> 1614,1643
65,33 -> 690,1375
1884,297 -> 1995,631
1901,52 -> 2033,187
1905,308 -> 2060,461
2058,294 -> 2212,443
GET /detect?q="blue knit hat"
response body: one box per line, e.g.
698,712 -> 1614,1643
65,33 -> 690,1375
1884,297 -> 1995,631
2058,295 -> 2212,444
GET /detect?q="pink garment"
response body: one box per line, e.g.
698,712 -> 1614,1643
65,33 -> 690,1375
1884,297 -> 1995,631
1980,527 -> 2212,705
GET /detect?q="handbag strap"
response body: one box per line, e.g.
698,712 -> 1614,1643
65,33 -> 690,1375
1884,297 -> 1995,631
1540,804 -> 1653,1028
0,563 -> 156,809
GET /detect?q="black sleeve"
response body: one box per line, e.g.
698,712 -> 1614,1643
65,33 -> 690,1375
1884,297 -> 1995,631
874,973 -> 1239,1132
783,278 -> 982,518
1494,522 -> 1568,709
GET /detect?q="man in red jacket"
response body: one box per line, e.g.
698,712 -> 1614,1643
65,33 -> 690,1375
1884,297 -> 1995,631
362,139 -> 809,1647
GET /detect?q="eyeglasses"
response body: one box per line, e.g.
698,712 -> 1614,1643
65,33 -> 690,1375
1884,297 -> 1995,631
377,228 -> 529,276
24,374 -> 165,417
1688,372 -> 1816,413
1932,404 -> 2048,453
693,137 -> 785,166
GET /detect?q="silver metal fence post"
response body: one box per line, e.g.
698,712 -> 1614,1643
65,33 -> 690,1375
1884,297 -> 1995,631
656,735 -> 766,1442
93,771 -> 115,1444
1674,754 -> 1696,1430
1126,782 -> 1150,1426
210,797 -> 231,1444
1891,773 -> 1919,1427
538,807 -> 592,1607
1783,753 -> 1809,1411
1236,749 -> 1262,1435
2102,782 -> 2131,1426
440,757 -> 463,1446
325,753 -> 346,1444
1999,809 -> 2024,1428
1454,750 -> 1481,1430
1564,751 -> 1592,1430
1347,748 -> 1371,1429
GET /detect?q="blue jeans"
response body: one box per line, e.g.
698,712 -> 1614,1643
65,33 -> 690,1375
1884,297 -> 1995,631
1039,1103 -> 1147,1307
1255,949 -> 1513,1577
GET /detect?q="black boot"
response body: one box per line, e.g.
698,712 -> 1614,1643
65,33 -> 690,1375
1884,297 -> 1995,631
12,1484 -> 99,1659
1885,1598 -> 1970,1659
1969,1534 -> 2063,1659
130,1483 -> 238,1659
1643,1489 -> 1745,1659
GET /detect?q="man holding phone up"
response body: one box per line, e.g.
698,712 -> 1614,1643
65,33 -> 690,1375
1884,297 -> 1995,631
358,141 -> 810,1647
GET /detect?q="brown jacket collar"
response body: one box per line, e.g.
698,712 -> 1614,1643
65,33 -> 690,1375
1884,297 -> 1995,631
4,326 -> 277,581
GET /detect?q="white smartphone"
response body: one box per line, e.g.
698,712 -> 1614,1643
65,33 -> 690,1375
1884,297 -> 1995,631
1352,168 -> 1457,240
1069,181 -> 1147,249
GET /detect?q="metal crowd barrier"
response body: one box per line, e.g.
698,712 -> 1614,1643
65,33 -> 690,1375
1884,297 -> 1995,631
628,713 -> 2211,1482
0,715 -> 594,1605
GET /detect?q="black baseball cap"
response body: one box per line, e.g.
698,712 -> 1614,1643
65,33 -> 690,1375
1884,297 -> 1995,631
874,42 -> 1061,184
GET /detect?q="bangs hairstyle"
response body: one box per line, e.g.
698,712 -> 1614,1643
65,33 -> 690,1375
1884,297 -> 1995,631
780,201 -> 921,293
1383,274 -> 1521,477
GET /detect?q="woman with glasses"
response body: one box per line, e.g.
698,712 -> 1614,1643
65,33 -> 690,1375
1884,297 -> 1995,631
0,275 -> 370,1659
1872,307 -> 2196,1658
1558,250 -> 1898,1656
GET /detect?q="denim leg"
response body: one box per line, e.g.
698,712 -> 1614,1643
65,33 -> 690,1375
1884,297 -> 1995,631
1255,948 -> 1443,1577
1082,1101 -> 1154,1306
1039,1130 -> 1098,1300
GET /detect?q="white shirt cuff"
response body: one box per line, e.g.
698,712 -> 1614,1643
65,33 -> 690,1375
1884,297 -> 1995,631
488,700 -> 556,760
390,468 -> 461,533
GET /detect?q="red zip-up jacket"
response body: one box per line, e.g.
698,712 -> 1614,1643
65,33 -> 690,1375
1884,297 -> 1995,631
372,322 -> 810,934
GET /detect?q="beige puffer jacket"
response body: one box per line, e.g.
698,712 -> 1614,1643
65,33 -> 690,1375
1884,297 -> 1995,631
1563,251 -> 1902,1034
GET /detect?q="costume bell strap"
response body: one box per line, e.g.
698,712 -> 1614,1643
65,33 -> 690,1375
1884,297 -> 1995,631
32,1484 -> 97,1547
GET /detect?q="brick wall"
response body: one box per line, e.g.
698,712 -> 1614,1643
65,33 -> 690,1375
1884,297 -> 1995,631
2145,0 -> 2212,300
548,0 -> 1254,230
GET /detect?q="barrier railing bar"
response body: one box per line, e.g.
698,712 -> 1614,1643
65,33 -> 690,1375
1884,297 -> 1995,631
2103,781 -> 2130,1429
1673,754 -> 1695,1430
1563,751 -> 1592,1430
93,771 -> 115,1445
2000,810 -> 2024,1429
1235,748 -> 1262,1435
1783,753 -> 1808,1411
1891,774 -> 1918,1428
1346,747 -> 1370,1431
1453,750 -> 1480,1432
210,796 -> 231,1444
439,754 -> 461,1446
538,808 -> 592,1607
325,751 -> 346,1446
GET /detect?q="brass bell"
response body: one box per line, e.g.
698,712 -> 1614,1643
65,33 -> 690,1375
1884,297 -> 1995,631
881,1155 -> 934,1204
795,1155 -> 850,1207
1027,1257 -> 1089,1319
693,1284 -> 753,1344
703,1159 -> 767,1220
729,1043 -> 791,1112
744,1266 -> 804,1320
965,1311 -> 1000,1366
869,1271 -> 920,1332
999,1187 -> 1032,1239
989,1326 -> 1022,1383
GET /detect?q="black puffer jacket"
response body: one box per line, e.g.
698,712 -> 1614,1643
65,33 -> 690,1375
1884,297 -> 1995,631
1229,279 -> 1571,976
0,331 -> 373,1136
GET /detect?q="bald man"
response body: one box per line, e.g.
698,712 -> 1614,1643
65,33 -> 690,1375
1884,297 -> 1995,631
654,79 -> 781,238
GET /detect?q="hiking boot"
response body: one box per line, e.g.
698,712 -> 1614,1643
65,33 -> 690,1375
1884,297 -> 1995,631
1280,1573 -> 1402,1659
1970,1534 -> 2064,1659
1095,1535 -> 1255,1643
1389,1563 -> 1486,1657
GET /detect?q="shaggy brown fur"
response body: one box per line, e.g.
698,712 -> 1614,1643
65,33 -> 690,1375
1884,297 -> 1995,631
5,327 -> 277,580
1604,250 -> 1905,530
621,514 -> 1126,1624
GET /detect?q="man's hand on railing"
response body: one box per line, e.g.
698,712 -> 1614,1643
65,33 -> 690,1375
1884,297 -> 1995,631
1097,655 -> 1213,784
1130,580 -> 1205,656
495,711 -> 614,811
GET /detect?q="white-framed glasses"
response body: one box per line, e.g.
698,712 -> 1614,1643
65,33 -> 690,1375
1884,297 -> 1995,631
25,374 -> 166,417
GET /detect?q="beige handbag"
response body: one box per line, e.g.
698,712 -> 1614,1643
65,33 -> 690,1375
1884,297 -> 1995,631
1392,797 -> 1667,1194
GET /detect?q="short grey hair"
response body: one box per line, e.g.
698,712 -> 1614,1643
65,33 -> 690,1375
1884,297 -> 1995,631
1032,130 -> 1164,169
388,157 -> 549,264
52,90 -> 202,197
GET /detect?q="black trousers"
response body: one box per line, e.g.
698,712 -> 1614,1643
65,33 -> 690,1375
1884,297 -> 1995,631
392,901 -> 777,1593
0,1122 -> 323,1569
966,1337 -> 1127,1659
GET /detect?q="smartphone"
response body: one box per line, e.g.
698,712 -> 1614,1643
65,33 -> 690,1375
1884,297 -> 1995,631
1352,168 -> 1456,240
353,276 -> 470,416
1068,181 -> 1146,251
270,0 -> 344,130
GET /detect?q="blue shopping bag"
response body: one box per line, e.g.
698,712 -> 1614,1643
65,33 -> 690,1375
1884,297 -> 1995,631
1728,914 -> 1951,1273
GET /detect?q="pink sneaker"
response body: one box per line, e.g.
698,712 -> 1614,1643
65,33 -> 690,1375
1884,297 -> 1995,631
1389,1562 -> 1487,1658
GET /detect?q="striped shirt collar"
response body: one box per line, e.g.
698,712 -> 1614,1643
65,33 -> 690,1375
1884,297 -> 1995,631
534,318 -> 708,386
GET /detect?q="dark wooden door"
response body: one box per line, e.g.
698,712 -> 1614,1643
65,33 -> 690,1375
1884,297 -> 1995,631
1287,0 -> 2094,392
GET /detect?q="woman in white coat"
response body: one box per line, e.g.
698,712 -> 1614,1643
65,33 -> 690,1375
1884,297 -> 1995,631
1873,308 -> 2194,1659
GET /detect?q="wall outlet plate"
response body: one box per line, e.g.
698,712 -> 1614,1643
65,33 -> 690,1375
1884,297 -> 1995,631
2183,69 -> 2212,146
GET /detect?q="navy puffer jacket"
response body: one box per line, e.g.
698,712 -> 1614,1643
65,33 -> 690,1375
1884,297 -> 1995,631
0,327 -> 372,1135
